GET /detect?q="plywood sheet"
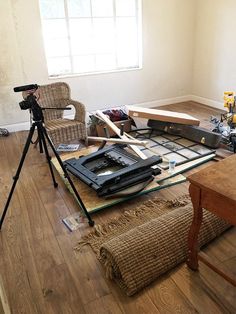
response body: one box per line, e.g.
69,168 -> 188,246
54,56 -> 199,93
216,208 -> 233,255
51,146 -> 215,213
156,154 -> 216,182
128,106 -> 200,126
51,146 -> 171,213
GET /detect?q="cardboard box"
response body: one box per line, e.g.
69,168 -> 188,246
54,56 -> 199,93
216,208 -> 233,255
96,119 -> 132,137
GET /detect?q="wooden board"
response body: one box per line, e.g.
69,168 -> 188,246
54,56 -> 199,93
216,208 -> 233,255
96,110 -> 147,159
88,136 -> 148,146
0,275 -> 11,314
51,146 -> 215,213
128,106 -> 200,126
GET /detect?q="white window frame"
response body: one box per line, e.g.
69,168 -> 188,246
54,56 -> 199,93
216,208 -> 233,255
39,0 -> 143,78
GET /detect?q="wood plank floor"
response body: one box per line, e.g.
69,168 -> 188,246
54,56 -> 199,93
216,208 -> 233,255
0,102 -> 235,314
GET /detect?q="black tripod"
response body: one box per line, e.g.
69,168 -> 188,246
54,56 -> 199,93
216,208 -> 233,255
0,93 -> 94,230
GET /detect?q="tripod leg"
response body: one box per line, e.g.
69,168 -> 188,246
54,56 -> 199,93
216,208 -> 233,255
36,126 -> 44,153
0,124 -> 36,230
38,124 -> 58,188
42,128 -> 95,227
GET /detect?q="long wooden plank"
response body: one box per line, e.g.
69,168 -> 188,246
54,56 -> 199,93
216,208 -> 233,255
88,136 -> 148,146
0,275 -> 11,314
85,294 -> 124,314
146,274 -> 197,313
171,264 -> 228,313
128,106 -> 200,126
96,110 -> 147,159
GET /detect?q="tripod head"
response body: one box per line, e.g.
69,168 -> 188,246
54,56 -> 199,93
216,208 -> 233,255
14,84 -> 44,122
14,84 -> 71,123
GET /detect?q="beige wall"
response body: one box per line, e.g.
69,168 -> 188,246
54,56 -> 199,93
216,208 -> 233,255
192,0 -> 236,103
0,0 -> 195,127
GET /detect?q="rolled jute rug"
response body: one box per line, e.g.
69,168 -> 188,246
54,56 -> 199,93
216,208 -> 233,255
75,195 -> 230,296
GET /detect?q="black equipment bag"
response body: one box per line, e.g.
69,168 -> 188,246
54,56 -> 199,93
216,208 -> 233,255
147,120 -> 222,148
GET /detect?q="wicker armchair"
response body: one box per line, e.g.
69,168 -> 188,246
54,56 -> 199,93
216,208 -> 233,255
37,82 -> 87,146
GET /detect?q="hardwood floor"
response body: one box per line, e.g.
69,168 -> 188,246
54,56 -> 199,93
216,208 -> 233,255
0,102 -> 235,314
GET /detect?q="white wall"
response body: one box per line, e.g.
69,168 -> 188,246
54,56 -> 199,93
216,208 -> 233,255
192,0 -> 236,105
0,0 -> 195,128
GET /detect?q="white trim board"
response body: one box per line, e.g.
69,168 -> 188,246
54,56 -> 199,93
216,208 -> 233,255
190,95 -> 222,110
1,121 -> 30,132
1,113 -> 74,133
134,95 -> 223,110
133,95 -> 192,108
2,94 -> 223,132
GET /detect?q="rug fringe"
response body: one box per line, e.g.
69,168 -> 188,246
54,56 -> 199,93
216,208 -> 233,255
166,195 -> 190,208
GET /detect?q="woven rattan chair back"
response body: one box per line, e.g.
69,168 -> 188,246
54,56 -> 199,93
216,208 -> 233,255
38,82 -> 70,121
30,82 -> 87,145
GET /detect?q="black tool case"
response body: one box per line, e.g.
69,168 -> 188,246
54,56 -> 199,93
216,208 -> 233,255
147,120 -> 222,148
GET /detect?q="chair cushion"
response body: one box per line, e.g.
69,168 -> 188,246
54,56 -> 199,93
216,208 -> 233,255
45,119 -> 87,144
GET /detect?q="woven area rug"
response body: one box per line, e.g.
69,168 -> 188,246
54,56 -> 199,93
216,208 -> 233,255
75,195 -> 230,296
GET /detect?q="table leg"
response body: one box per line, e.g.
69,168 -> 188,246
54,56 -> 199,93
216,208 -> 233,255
187,184 -> 203,270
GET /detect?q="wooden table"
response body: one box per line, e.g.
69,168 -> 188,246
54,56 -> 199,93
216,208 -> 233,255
187,155 -> 236,286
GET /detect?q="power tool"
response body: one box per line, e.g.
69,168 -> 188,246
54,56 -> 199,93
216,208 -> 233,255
211,91 -> 236,152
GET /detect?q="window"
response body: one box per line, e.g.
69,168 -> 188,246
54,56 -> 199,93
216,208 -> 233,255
39,0 -> 142,77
